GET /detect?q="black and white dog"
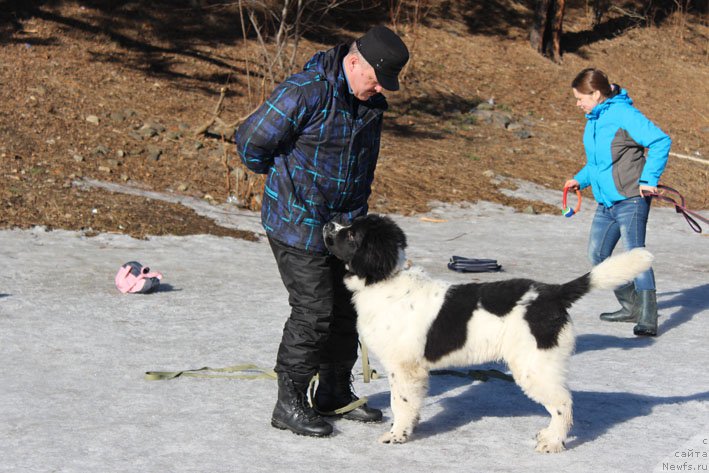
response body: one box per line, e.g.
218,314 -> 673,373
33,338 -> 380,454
323,214 -> 653,452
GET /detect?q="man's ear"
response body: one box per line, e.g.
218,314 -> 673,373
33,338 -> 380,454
343,53 -> 357,72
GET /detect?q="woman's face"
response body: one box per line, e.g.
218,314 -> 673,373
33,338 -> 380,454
573,88 -> 603,114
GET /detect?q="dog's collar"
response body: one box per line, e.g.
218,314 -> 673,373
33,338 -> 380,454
343,258 -> 412,282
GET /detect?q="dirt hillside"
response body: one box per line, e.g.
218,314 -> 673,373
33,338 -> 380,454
1,1 -> 707,239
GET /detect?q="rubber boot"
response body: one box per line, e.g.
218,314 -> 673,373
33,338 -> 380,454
600,283 -> 638,323
313,363 -> 383,423
271,373 -> 333,437
633,290 -> 658,337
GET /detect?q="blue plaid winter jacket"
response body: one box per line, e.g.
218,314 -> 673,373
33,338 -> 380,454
235,44 -> 387,253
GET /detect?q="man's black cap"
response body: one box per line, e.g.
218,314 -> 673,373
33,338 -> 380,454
356,25 -> 409,91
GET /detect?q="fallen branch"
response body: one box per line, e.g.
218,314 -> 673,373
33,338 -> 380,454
194,86 -> 228,137
193,88 -> 261,138
608,5 -> 647,22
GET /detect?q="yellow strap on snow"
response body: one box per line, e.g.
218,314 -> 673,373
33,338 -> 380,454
144,364 -> 277,381
360,341 -> 378,383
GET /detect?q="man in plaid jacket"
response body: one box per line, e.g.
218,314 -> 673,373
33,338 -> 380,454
235,26 -> 409,437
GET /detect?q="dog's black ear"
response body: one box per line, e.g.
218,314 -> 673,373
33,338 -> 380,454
349,215 -> 407,285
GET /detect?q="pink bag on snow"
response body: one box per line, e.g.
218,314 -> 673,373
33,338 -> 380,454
115,261 -> 162,294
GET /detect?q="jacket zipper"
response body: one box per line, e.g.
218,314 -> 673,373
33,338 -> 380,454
336,107 -> 382,209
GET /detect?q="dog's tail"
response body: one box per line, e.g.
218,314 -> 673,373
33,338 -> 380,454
558,248 -> 654,308
589,248 -> 654,290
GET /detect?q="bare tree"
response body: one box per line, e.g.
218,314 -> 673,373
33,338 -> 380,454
244,0 -> 353,86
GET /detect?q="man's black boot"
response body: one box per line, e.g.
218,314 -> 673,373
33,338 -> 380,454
271,373 -> 333,437
313,363 -> 383,423
600,283 -> 638,322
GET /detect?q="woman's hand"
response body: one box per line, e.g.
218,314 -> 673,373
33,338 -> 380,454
564,179 -> 580,190
639,184 -> 657,196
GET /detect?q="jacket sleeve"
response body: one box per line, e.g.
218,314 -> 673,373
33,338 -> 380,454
573,165 -> 591,189
622,107 -> 671,187
234,83 -> 310,174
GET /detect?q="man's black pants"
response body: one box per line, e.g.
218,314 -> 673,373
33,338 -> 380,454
268,236 -> 359,381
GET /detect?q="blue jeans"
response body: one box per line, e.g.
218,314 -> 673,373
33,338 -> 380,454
588,196 -> 655,291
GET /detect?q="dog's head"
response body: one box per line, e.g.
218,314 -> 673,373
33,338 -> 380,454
323,214 -> 407,287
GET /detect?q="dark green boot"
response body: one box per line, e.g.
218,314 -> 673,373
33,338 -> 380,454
271,373 -> 333,437
633,290 -> 658,337
313,363 -> 383,423
600,283 -> 638,323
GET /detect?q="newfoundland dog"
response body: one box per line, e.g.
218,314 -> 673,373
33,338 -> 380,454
323,214 -> 653,452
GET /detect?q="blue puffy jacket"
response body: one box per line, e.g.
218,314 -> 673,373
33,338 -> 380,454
573,88 -> 671,207
235,44 -> 387,253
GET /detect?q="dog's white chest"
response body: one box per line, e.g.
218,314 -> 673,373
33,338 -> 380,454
353,269 -> 448,361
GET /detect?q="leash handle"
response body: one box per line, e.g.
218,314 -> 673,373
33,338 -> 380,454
642,185 -> 708,233
562,185 -> 582,218
655,185 -> 686,207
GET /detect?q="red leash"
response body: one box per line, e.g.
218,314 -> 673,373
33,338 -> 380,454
643,185 -> 709,234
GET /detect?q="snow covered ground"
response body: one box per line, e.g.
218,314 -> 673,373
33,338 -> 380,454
1,191 -> 707,473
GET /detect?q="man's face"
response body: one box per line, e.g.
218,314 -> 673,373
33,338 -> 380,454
349,55 -> 385,101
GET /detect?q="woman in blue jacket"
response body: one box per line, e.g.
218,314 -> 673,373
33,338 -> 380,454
564,68 -> 671,337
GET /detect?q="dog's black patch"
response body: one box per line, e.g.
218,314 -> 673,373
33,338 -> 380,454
478,279 -> 535,315
480,279 -> 569,349
524,287 -> 569,349
424,283 -> 480,362
523,274 -> 591,349
424,280 -> 537,362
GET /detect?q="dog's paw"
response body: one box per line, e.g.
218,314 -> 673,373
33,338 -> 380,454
535,440 -> 565,453
535,429 -> 565,453
378,430 -> 409,444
